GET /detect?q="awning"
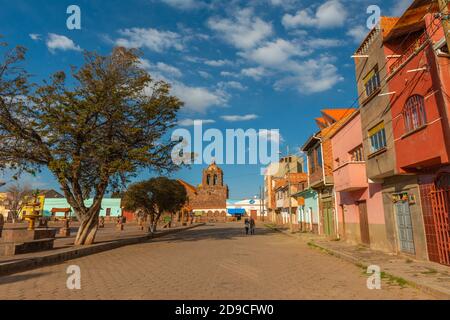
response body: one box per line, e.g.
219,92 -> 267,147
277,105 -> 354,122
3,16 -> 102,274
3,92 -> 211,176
227,208 -> 246,215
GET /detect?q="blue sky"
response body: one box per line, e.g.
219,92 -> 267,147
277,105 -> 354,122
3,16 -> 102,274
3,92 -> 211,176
0,0 -> 413,199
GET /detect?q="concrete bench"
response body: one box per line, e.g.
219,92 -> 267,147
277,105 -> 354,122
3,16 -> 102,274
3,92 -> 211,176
0,238 -> 55,256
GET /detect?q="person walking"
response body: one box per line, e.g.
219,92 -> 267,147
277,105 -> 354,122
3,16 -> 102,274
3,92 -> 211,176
249,217 -> 256,235
244,218 -> 250,235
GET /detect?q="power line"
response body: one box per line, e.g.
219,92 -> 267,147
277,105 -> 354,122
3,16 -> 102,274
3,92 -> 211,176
326,8 -> 446,145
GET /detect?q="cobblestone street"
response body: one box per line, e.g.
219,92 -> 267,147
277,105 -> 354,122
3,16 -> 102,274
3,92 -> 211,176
0,223 -> 434,300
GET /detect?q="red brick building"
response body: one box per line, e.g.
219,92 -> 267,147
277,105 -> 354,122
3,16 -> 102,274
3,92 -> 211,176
178,162 -> 229,223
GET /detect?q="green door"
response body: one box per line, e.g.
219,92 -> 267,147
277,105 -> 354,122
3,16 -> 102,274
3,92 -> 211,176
323,201 -> 334,236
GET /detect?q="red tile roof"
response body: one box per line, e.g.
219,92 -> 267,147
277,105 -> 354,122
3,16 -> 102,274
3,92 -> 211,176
321,108 -> 355,122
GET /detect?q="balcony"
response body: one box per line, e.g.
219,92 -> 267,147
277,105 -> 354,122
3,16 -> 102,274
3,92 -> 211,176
276,197 -> 298,209
333,162 -> 368,192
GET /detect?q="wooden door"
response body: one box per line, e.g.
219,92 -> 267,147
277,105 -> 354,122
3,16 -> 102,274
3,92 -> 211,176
358,201 -> 370,245
323,201 -> 334,236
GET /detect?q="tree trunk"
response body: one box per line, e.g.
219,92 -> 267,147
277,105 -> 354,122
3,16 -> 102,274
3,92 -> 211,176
74,210 -> 99,245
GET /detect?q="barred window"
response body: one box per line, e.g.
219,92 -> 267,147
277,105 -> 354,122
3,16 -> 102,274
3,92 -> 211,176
369,122 -> 387,153
363,66 -> 381,98
403,95 -> 426,132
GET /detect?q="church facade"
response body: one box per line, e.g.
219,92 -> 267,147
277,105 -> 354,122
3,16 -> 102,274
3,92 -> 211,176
178,162 -> 229,223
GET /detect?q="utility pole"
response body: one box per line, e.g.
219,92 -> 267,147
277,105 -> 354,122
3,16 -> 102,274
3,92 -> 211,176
286,146 -> 293,233
259,186 -> 263,222
262,184 -> 265,222
438,0 -> 450,53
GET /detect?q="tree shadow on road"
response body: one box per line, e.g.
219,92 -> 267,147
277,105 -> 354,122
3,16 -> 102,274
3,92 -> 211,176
148,224 -> 279,244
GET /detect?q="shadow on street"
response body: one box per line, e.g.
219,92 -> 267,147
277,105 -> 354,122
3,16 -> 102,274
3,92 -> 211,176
148,224 -> 278,244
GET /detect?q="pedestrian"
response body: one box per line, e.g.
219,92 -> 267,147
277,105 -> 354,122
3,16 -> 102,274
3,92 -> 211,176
244,217 -> 250,235
250,217 -> 256,235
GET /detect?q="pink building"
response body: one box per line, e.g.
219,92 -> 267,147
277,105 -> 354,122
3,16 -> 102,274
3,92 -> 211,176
330,111 -> 390,252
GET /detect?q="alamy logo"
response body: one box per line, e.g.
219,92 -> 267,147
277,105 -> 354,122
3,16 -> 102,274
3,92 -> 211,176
171,121 -> 281,175
66,265 -> 81,290
67,5 -> 81,30
366,5 -> 381,30
366,265 -> 381,290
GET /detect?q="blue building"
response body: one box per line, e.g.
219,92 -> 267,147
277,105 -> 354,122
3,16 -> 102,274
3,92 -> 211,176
43,198 -> 122,218
295,189 -> 320,233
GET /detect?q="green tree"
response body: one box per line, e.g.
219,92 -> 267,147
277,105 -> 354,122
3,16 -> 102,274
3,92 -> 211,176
0,44 -> 183,245
122,177 -> 187,233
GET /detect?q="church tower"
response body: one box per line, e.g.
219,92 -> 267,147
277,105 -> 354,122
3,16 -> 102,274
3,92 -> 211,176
202,161 -> 224,187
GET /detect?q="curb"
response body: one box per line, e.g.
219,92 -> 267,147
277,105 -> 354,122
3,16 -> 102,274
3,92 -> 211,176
265,224 -> 450,300
0,223 -> 205,277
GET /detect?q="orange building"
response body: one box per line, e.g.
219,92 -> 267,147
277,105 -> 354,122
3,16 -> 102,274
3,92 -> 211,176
302,109 -> 356,237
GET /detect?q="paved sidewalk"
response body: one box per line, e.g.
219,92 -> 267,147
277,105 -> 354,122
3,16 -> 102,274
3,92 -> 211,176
0,222 -> 204,276
266,224 -> 450,299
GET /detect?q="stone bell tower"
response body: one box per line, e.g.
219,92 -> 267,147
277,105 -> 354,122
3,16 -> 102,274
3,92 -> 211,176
202,161 -> 224,187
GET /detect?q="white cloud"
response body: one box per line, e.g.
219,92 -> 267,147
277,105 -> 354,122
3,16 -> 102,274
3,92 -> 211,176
221,114 -> 258,122
220,71 -> 239,77
282,0 -> 348,29
346,26 -> 368,44
198,71 -> 212,79
46,34 -> 82,53
306,38 -> 344,48
274,57 -> 343,94
204,59 -> 233,67
160,0 -> 203,10
241,66 -> 266,80
178,118 -> 216,126
140,59 -> 228,113
139,59 -> 182,79
243,38 -> 309,66
115,28 -> 183,52
29,34 -> 42,41
172,82 -> 227,113
218,81 -> 247,91
208,8 -> 273,49
154,62 -> 183,78
268,0 -> 300,8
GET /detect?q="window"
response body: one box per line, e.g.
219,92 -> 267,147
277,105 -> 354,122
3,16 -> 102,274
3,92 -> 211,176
309,152 -> 316,173
213,174 -> 217,185
309,145 -> 322,173
350,145 -> 364,162
369,122 -> 387,153
403,95 -> 426,132
363,67 -> 381,98
316,145 -> 323,168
